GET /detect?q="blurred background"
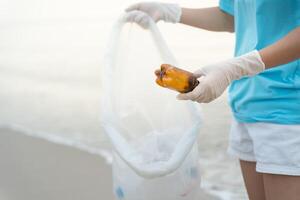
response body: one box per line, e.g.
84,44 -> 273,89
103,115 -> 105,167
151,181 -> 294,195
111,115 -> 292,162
0,0 -> 247,199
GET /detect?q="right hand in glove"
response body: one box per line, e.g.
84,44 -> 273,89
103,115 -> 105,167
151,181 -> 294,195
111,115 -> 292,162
125,2 -> 181,28
177,50 -> 265,103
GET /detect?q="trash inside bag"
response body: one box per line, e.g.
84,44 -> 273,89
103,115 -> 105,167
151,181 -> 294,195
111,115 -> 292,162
113,133 -> 201,200
101,13 -> 202,200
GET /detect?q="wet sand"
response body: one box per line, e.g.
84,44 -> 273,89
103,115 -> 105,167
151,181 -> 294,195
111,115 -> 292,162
0,127 -> 218,200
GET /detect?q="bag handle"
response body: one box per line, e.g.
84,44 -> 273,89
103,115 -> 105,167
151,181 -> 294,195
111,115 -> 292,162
101,13 -> 202,179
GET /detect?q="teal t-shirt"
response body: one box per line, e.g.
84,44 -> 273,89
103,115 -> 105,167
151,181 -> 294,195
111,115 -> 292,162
219,0 -> 300,124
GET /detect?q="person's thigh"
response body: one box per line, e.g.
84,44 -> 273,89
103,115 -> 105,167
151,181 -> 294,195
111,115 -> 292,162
263,173 -> 300,200
240,160 -> 266,200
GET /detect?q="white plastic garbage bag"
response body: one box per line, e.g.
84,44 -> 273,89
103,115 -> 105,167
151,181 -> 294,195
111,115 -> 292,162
101,13 -> 202,200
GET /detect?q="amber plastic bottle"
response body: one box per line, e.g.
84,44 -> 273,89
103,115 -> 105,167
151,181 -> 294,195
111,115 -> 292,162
155,64 -> 199,93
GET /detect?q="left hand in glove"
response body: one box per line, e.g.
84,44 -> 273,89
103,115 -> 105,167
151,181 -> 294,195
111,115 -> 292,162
125,2 -> 181,29
177,50 -> 265,103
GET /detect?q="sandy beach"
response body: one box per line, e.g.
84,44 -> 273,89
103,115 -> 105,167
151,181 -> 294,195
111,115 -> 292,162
0,127 -> 219,200
0,94 -> 247,200
0,128 -> 114,200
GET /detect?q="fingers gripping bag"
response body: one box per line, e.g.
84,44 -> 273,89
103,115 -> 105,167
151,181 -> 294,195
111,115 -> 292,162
101,13 -> 202,200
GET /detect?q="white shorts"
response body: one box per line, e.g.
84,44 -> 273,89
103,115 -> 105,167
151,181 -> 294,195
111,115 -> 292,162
228,119 -> 300,176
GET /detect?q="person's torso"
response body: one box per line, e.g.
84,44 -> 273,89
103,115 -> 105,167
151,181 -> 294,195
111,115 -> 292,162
229,0 -> 300,124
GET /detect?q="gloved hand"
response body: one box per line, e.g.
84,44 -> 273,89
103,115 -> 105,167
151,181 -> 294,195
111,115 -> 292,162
177,50 -> 265,103
125,2 -> 181,28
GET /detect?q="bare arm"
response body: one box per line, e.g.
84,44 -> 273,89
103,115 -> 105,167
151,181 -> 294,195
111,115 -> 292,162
179,7 -> 234,33
259,27 -> 300,69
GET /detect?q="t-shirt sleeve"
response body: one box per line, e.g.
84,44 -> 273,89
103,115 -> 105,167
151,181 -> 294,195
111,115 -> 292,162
219,0 -> 234,16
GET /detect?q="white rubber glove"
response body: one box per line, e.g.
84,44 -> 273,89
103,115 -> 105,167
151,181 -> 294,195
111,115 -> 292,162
125,2 -> 181,28
177,50 -> 265,103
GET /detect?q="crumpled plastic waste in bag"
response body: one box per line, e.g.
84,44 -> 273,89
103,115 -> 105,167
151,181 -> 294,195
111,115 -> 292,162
101,13 -> 202,200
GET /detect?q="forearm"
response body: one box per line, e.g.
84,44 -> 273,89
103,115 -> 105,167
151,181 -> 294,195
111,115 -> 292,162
259,27 -> 300,69
179,7 -> 234,32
